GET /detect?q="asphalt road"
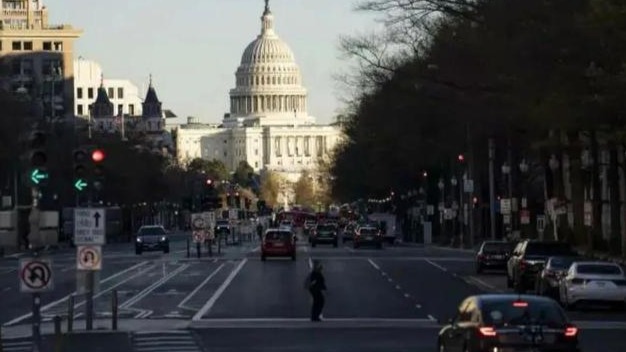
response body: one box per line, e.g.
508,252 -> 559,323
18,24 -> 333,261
1,234 -> 625,352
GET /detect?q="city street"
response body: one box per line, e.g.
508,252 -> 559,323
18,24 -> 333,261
2,235 -> 626,352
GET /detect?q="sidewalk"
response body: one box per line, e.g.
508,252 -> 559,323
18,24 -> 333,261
1,318 -> 190,339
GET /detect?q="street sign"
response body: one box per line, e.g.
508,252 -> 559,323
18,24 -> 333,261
74,208 -> 106,245
74,178 -> 88,191
202,212 -> 216,228
77,246 -> 102,271
500,199 -> 511,214
19,258 -> 53,292
537,215 -> 546,233
30,168 -> 49,185
191,213 -> 206,230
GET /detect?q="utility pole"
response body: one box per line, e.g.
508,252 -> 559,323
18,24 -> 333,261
466,124 -> 475,248
488,138 -> 496,241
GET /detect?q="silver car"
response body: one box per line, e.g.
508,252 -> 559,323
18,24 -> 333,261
559,261 -> 626,309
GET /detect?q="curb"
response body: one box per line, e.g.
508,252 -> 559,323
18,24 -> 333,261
429,245 -> 476,254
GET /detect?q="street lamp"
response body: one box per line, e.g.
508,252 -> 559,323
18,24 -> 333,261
501,162 -> 511,175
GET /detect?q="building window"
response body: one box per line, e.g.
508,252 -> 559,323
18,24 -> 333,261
53,42 -> 63,51
108,88 -> 114,99
43,42 -> 52,51
77,105 -> 84,115
117,104 -> 123,115
255,162 -> 259,168
77,88 -> 83,99
117,87 -> 124,99
12,41 -> 21,50
129,104 -> 135,115
88,88 -> 94,99
23,41 -> 33,50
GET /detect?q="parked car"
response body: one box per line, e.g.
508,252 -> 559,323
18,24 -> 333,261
135,225 -> 169,255
261,229 -> 296,261
536,256 -> 581,298
559,261 -> 626,310
341,223 -> 357,243
475,241 -> 515,273
437,294 -> 580,352
507,240 -> 576,292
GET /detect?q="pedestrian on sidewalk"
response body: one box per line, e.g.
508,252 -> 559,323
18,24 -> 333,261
305,260 -> 327,321
256,222 -> 264,242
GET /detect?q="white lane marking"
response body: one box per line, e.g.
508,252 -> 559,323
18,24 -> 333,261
250,246 -> 260,253
308,257 -> 313,269
193,317 -> 434,322
367,258 -> 380,270
467,276 -> 499,291
0,268 -> 16,275
416,304 -> 422,309
381,272 -> 387,276
2,261 -> 150,326
3,287 -> 11,292
404,293 -> 410,298
387,277 -> 393,282
302,246 -> 309,253
424,259 -> 448,272
120,264 -> 190,309
178,263 -> 225,311
428,314 -> 436,321
192,258 -> 247,321
344,246 -> 355,253
395,285 -> 402,290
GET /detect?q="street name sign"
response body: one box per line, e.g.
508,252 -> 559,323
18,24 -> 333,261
74,208 -> 106,245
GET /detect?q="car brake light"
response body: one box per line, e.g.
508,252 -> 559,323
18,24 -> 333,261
564,326 -> 578,337
479,326 -> 497,337
512,301 -> 528,308
477,254 -> 485,260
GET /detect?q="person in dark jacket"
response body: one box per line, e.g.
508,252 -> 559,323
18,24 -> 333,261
306,260 -> 327,321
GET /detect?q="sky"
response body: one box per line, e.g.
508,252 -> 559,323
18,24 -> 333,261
46,0 -> 382,124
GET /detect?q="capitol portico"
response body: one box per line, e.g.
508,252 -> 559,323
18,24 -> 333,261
176,0 -> 343,183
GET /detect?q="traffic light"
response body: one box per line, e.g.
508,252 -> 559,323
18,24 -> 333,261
458,154 -> 465,162
73,149 -> 89,192
91,148 -> 106,191
28,131 -> 49,186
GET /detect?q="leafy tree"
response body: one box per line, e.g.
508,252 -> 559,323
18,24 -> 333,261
260,171 -> 282,208
232,160 -> 255,188
294,171 -> 316,208
187,158 -> 229,181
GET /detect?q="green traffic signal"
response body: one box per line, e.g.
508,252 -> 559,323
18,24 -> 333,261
74,178 -> 88,192
30,168 -> 49,185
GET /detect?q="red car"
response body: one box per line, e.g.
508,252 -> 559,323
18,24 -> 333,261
261,229 -> 296,261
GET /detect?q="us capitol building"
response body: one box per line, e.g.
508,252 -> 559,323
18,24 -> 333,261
175,1 -> 343,182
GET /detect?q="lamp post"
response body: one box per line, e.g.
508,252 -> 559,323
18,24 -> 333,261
518,159 -> 529,237
450,176 -> 458,244
581,149 -> 593,252
548,154 -> 560,241
501,162 -> 512,238
438,178 -> 445,242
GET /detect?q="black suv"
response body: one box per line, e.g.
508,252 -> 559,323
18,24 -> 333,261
506,240 -> 576,292
475,241 -> 515,273
135,225 -> 170,254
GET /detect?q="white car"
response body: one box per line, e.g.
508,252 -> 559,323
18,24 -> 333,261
559,261 -> 626,309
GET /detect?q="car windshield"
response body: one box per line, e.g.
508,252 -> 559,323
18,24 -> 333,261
577,264 -> 623,275
548,256 -> 578,270
482,242 -> 512,254
317,225 -> 336,231
138,227 -> 166,236
525,242 -> 574,256
482,300 -> 566,327
265,231 -> 291,241
217,220 -> 229,226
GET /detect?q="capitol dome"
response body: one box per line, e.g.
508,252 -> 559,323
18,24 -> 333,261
228,0 -> 310,125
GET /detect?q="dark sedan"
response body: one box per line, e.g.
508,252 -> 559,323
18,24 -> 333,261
135,225 -> 170,254
476,241 -> 514,274
438,294 -> 580,352
536,256 -> 581,298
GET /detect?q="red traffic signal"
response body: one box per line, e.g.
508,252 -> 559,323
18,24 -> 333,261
92,149 -> 105,163
458,154 -> 465,162
206,179 -> 213,185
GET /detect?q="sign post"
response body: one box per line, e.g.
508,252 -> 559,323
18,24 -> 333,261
20,257 -> 53,352
73,208 -> 106,330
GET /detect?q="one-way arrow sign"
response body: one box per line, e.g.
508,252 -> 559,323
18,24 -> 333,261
94,212 -> 101,228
